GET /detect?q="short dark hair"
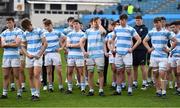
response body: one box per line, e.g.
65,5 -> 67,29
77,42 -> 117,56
21,18 -> 31,30
110,21 -> 117,27
176,20 -> 180,25
160,16 -> 166,21
67,17 -> 74,22
73,19 -> 81,24
170,20 -> 180,26
42,18 -> 48,22
135,15 -> 142,19
43,19 -> 52,26
93,17 -> 100,22
153,17 -> 161,23
165,23 -> 170,27
6,17 -> 14,22
89,18 -> 94,23
120,14 -> 128,20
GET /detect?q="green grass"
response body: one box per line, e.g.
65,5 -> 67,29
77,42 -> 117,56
0,49 -> 180,107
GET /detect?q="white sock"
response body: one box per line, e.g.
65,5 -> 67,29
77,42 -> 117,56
122,82 -> 126,86
3,88 -> 8,96
35,89 -> 40,97
49,83 -> 53,89
81,82 -> 85,91
147,78 -> 152,82
30,88 -> 36,96
128,86 -> 132,93
58,84 -> 63,89
142,80 -> 147,85
116,85 -> 121,93
85,76 -> 88,81
169,81 -> 173,85
89,89 -> 94,92
68,82 -> 73,91
162,90 -> 166,95
112,82 -> 116,87
156,90 -> 161,94
177,88 -> 180,92
10,83 -> 15,88
99,88 -> 103,92
17,88 -> 22,96
21,83 -> 25,88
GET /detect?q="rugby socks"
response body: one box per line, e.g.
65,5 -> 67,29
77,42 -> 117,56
99,88 -> 103,93
162,90 -> 166,95
112,82 -> 116,87
17,88 -> 22,96
89,88 -> 94,93
2,88 -> 8,96
35,89 -> 40,97
121,82 -> 126,87
156,89 -> 161,94
142,80 -> 147,86
58,84 -> 63,89
116,85 -> 122,93
48,83 -> 53,90
10,83 -> 15,89
169,81 -> 173,88
133,81 -> 138,86
128,85 -> 132,93
81,82 -> 85,91
147,78 -> 152,83
30,88 -> 36,96
177,88 -> 180,92
21,83 -> 25,88
161,80 -> 167,95
68,82 -> 73,91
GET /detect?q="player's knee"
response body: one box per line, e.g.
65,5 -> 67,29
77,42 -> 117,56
14,74 -> 19,80
176,73 -> 180,77
34,73 -> 40,79
4,74 -> 9,80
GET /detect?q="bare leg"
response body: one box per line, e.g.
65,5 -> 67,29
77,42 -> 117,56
2,68 -> 10,96
67,66 -> 74,91
34,66 -> 41,97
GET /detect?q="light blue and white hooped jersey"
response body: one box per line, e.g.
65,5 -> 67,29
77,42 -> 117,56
44,29 -> 64,53
146,28 -> 174,59
63,26 -> 74,35
105,32 -> 114,54
171,31 -> 180,57
0,27 -> 23,59
67,30 -> 85,59
22,28 -> 44,56
84,28 -> 105,58
113,25 -> 138,55
105,32 -> 113,42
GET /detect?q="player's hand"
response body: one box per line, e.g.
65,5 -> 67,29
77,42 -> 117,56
64,48 -> 68,55
34,54 -> 41,59
56,48 -> 63,52
105,52 -> 109,57
147,47 -> 154,53
27,54 -> 34,59
163,47 -> 171,54
128,48 -> 133,53
111,49 -> 116,57
15,37 -> 21,44
83,51 -> 89,58
67,44 -> 71,48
